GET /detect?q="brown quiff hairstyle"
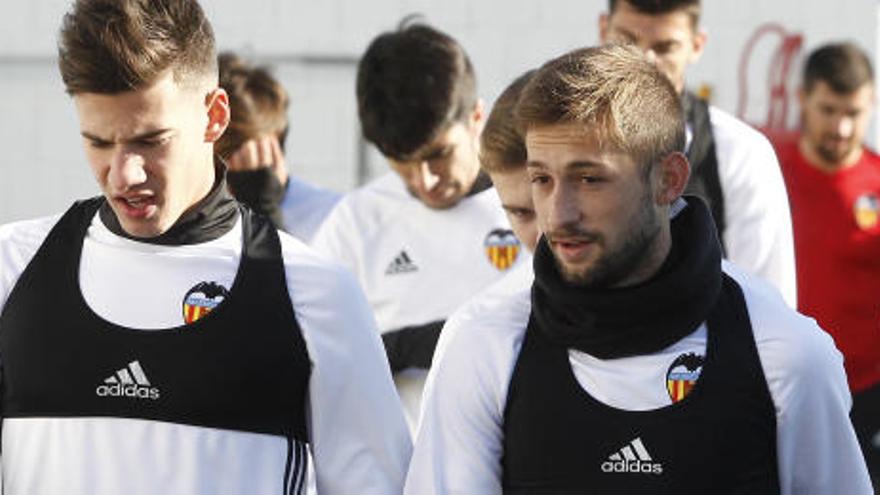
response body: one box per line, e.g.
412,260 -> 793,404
803,42 -> 874,95
215,53 -> 290,160
480,70 -> 535,174
58,0 -> 217,95
515,44 -> 685,173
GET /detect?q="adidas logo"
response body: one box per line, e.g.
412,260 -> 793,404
601,437 -> 663,475
95,360 -> 160,400
385,250 -> 418,275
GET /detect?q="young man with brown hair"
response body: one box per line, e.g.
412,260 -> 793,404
405,44 -> 870,494
0,0 -> 410,492
217,52 -> 341,241
600,0 -> 797,307
311,20 -> 524,431
772,41 -> 880,484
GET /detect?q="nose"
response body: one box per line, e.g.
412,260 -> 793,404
545,182 -> 582,232
108,148 -> 147,193
836,116 -> 854,138
415,160 -> 441,193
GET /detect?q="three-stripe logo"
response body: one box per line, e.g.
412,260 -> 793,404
601,437 -> 664,475
95,360 -> 161,400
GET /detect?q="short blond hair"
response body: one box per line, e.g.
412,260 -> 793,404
515,44 -> 685,171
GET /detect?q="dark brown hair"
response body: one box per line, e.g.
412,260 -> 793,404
356,18 -> 477,161
58,0 -> 217,94
515,44 -> 685,172
215,53 -> 290,160
609,0 -> 701,29
803,42 -> 874,95
480,70 -> 535,173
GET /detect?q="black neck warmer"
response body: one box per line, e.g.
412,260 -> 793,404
530,197 -> 722,359
99,161 -> 240,245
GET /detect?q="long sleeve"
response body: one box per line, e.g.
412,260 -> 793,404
287,250 -> 412,494
711,107 -> 797,307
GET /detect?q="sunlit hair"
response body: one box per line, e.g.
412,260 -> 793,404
215,53 -> 290,160
515,44 -> 685,173
480,70 -> 535,174
58,0 -> 217,94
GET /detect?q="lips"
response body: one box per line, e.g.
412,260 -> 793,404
114,194 -> 157,219
549,236 -> 598,263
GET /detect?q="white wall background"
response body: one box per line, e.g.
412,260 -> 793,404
1,0 -> 878,224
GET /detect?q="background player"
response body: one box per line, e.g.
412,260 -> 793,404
311,19 -> 525,431
771,41 -> 880,484
600,0 -> 797,306
217,52 -> 341,242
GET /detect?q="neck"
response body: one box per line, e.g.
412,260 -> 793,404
614,223 -> 673,289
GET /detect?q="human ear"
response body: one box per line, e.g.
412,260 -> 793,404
204,88 -> 230,143
654,151 -> 690,205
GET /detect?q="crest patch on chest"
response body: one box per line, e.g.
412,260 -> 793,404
182,282 -> 230,324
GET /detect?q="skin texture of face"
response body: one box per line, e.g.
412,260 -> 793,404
526,123 -> 688,288
600,2 -> 705,94
798,80 -> 875,171
490,167 -> 539,253
75,72 -> 230,238
388,108 -> 484,210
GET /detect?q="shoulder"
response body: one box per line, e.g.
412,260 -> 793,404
312,173 -> 407,241
432,287 -> 533,407
0,213 -> 65,308
279,231 -> 361,299
724,261 -> 843,388
708,106 -> 779,167
0,214 -> 61,251
708,106 -> 772,147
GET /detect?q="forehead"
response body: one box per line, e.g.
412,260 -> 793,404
74,73 -> 199,137
401,121 -> 469,162
490,168 -> 531,204
805,80 -> 875,108
526,124 -> 623,165
608,2 -> 695,42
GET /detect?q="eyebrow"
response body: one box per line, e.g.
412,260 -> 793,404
80,128 -> 173,144
526,160 -> 604,169
415,144 -> 454,162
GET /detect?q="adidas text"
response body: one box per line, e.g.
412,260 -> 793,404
601,460 -> 663,475
96,383 -> 160,400
602,437 -> 663,475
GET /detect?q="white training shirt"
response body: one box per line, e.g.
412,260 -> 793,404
311,172 -> 529,430
406,260 -> 872,495
698,106 -> 797,307
0,211 -> 412,495
281,176 -> 342,244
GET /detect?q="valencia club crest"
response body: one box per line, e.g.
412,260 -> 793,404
484,228 -> 521,271
853,193 -> 879,231
182,282 -> 229,325
666,353 -> 705,403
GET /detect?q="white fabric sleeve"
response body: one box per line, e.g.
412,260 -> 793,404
765,321 -> 873,494
711,108 -> 797,307
284,243 -> 412,494
405,296 -> 528,495
730,262 -> 874,494
308,199 -> 359,272
0,215 -> 59,490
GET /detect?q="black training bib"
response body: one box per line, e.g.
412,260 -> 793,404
0,197 -> 310,442
502,275 -> 779,494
